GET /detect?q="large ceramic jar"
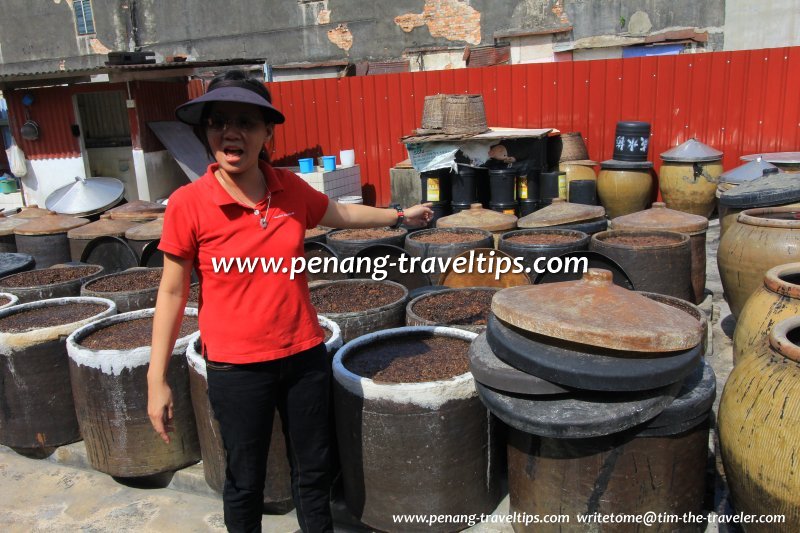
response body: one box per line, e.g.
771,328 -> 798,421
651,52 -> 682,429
558,161 -> 597,201
718,169 -> 800,239
610,202 -> 709,304
733,263 -> 800,365
658,138 -> 723,218
436,203 -> 517,247
716,158 -> 778,236
517,199 -> 607,235
597,160 -> 655,218
718,207 -> 800,319
719,316 -> 800,531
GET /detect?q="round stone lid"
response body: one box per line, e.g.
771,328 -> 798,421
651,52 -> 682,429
718,169 -> 800,209
0,217 -> 32,237
68,217 -> 140,239
436,203 -> 517,232
107,200 -> 166,221
517,199 -> 605,228
125,218 -> 164,241
610,202 -> 708,235
491,269 -> 703,352
14,213 -> 90,236
660,138 -> 722,163
12,206 -> 52,219
719,157 -> 779,185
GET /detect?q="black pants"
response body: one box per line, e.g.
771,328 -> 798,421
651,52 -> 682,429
207,343 -> 333,533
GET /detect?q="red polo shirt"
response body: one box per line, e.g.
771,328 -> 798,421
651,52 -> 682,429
159,161 -> 330,363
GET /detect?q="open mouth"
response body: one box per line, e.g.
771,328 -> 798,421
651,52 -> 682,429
223,148 -> 244,162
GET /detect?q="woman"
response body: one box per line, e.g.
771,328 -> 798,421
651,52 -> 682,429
147,70 -> 432,533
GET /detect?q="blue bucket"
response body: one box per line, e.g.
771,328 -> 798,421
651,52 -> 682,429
298,158 -> 314,173
322,156 -> 337,172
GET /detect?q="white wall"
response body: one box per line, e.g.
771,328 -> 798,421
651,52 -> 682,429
21,157 -> 87,208
86,146 -> 138,200
724,0 -> 800,51
144,150 -> 191,202
509,34 -> 555,64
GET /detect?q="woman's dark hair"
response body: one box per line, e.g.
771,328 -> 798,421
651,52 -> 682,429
194,69 -> 275,162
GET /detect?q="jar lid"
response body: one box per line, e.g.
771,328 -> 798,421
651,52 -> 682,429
517,199 -> 605,228
125,218 -> 164,240
11,206 -> 52,219
0,217 -> 31,237
44,177 -> 124,216
14,213 -> 90,236
609,202 -> 708,234
67,218 -> 140,239
718,169 -> 800,208
719,157 -> 779,185
660,138 -> 722,162
107,200 -> 166,221
436,203 -> 517,232
600,159 -> 654,170
491,269 -> 703,352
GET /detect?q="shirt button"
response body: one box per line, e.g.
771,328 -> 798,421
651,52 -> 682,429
254,209 -> 260,215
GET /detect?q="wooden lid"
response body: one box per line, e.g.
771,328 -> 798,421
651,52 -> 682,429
12,206 -> 52,219
68,218 -> 140,239
491,269 -> 703,352
440,248 -> 530,288
0,217 -> 31,237
518,199 -> 605,228
436,203 -> 517,232
14,213 -> 90,236
125,218 -> 164,240
107,200 -> 166,221
610,202 -> 708,234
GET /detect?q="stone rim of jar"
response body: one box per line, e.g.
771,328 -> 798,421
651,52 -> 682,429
763,262 -> 800,300
737,207 -> 800,229
591,229 -> 690,251
769,316 -> 800,363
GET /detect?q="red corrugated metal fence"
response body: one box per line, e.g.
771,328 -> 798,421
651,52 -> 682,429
267,46 -> 800,206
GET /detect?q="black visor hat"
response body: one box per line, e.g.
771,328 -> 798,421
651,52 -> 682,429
175,83 -> 286,126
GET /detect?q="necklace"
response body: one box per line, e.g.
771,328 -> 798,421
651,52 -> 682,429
216,170 -> 272,230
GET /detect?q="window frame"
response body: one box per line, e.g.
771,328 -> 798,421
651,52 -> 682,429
73,0 -> 96,36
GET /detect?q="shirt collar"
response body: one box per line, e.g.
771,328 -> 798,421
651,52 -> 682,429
203,160 -> 285,207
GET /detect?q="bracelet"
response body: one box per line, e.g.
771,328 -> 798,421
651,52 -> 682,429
391,207 -> 405,229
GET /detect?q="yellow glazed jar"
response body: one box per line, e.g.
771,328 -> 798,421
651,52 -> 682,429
597,161 -> 654,219
733,263 -> 800,365
719,316 -> 800,531
558,162 -> 596,202
658,160 -> 723,218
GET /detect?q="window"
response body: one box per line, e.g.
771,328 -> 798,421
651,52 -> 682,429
74,0 -> 95,35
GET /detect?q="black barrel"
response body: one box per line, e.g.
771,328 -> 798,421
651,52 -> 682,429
488,168 -> 517,205
613,121 -> 651,162
405,228 -> 494,285
517,167 -> 541,204
499,229 -> 590,273
568,179 -> 597,205
326,228 -> 407,259
428,203 -> 452,226
539,171 -> 561,205
0,265 -> 104,303
518,200 -> 538,217
489,203 -> 518,216
0,253 -> 35,279
453,165 -> 482,206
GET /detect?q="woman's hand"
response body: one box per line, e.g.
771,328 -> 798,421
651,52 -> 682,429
147,378 -> 174,444
402,202 -> 434,228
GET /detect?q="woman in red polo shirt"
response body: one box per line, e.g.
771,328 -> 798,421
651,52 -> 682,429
147,70 -> 431,533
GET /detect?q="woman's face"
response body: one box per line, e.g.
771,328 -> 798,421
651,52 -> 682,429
205,102 -> 274,175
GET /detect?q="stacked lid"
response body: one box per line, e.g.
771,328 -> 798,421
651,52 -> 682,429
67,214 -> 140,240
13,213 -> 90,236
719,168 -> 800,209
610,202 -> 708,236
517,199 -> 605,229
660,138 -> 722,163
107,200 -> 166,222
125,217 -> 164,241
436,203 -> 517,232
717,157 -> 780,196
469,269 -> 713,438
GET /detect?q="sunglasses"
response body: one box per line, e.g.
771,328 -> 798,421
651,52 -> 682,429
205,114 -> 264,132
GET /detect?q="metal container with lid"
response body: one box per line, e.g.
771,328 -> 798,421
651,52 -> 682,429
718,168 -> 800,238
436,202 -> 517,247
45,176 -> 124,217
125,217 -> 164,258
597,159 -> 655,218
14,214 -> 90,268
610,202 -> 709,303
659,138 -> 723,218
517,198 -> 605,231
67,214 -> 140,262
107,200 -> 166,222
0,217 -> 31,253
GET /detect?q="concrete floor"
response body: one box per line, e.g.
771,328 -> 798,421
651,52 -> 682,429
0,218 -> 738,532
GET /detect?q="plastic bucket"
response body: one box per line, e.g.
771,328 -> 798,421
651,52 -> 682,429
340,149 -> 355,167
299,158 -> 315,173
323,156 -> 337,172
